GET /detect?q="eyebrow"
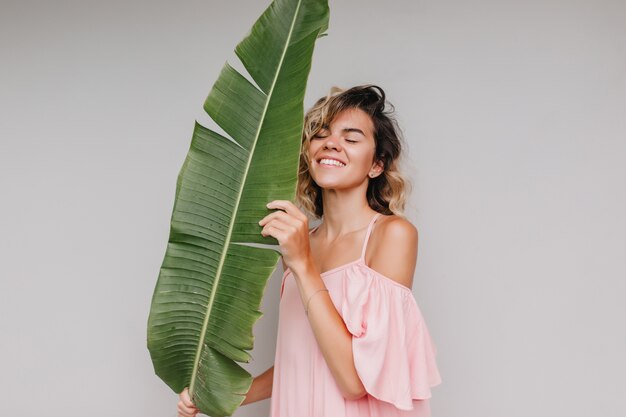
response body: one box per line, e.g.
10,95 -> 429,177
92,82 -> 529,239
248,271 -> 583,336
342,127 -> 366,137
318,125 -> 368,137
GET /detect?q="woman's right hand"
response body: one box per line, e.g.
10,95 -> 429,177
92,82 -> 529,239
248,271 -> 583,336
177,387 -> 199,417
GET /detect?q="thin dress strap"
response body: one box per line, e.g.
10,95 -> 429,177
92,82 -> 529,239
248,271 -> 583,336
360,212 -> 382,260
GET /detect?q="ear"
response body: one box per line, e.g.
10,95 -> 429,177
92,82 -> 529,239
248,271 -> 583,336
368,159 -> 384,178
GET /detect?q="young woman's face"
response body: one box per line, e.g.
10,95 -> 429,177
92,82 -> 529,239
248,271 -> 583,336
307,107 -> 383,190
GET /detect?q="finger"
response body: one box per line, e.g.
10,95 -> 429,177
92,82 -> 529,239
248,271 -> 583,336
266,200 -> 307,221
179,399 -> 198,411
259,210 -> 303,230
264,213 -> 306,237
179,388 -> 195,408
178,400 -> 197,413
261,224 -> 287,241
178,402 -> 198,416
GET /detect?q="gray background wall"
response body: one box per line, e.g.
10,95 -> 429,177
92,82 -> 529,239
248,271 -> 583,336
1,0 -> 624,416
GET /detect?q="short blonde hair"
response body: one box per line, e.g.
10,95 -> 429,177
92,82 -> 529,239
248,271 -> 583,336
296,85 -> 411,219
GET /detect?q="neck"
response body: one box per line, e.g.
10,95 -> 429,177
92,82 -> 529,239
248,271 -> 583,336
317,181 -> 378,239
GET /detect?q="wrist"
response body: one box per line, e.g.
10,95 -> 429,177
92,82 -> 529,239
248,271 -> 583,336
291,257 -> 318,279
241,377 -> 255,406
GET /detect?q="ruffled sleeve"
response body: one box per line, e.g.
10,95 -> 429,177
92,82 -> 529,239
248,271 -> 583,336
340,266 -> 442,410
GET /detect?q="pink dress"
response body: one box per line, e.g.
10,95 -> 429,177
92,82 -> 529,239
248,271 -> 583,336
270,212 -> 442,417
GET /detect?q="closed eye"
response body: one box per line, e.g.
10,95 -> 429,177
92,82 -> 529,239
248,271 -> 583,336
313,127 -> 330,139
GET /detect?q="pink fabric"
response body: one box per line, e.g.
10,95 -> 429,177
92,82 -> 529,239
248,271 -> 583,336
270,213 -> 442,417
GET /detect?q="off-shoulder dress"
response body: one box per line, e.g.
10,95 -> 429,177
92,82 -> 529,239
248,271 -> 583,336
270,212 -> 442,417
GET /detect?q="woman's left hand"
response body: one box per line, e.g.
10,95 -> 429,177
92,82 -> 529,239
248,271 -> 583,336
259,200 -> 312,274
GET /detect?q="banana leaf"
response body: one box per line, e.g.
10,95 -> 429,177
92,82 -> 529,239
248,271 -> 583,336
146,0 -> 329,415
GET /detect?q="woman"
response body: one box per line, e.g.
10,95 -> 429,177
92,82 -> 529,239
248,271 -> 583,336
177,85 -> 442,417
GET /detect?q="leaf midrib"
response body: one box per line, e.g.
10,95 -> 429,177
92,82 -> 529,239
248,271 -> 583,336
189,0 -> 304,395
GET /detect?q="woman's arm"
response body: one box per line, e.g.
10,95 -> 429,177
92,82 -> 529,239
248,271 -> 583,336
241,365 -> 274,405
291,261 -> 367,400
290,218 -> 418,400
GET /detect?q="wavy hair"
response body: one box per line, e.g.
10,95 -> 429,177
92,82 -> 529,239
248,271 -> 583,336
296,85 -> 411,219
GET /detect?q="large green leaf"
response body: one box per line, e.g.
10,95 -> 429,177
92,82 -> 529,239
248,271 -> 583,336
147,0 -> 329,416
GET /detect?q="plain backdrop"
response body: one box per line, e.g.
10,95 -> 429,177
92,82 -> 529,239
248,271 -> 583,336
1,0 -> 625,416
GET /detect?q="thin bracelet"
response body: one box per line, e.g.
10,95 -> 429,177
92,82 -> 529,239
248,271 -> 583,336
305,288 -> 329,315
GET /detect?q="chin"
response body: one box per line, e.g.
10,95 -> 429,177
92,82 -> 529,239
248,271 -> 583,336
312,178 -> 340,189
311,168 -> 366,190
313,178 -> 358,191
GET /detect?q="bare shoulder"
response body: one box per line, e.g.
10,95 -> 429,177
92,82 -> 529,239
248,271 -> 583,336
368,214 -> 419,289
378,215 -> 418,242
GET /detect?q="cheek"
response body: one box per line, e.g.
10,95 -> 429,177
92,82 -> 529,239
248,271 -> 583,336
306,142 -> 319,161
354,149 -> 376,168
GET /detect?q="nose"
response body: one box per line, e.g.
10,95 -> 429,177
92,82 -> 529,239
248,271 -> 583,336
323,135 -> 342,151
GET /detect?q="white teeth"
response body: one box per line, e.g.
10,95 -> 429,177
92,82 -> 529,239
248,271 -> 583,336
319,158 -> 345,167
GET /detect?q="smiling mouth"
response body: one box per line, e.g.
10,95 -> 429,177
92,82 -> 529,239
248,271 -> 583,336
317,158 -> 346,167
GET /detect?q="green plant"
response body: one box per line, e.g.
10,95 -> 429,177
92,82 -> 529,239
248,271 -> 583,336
147,0 -> 329,415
